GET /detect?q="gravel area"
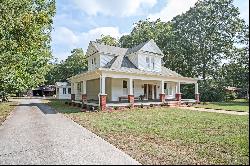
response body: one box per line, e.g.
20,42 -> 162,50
0,99 -> 140,165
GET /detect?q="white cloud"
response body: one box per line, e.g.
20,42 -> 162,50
74,0 -> 157,17
148,0 -> 198,22
52,26 -> 79,47
52,26 -> 126,60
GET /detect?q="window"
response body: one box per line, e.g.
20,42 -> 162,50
77,82 -> 82,92
57,88 -> 59,94
63,88 -> 66,94
68,88 -> 71,94
146,57 -> 150,68
94,58 -> 96,65
151,57 -> 155,69
123,80 -> 127,88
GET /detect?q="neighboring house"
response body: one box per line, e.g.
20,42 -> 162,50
55,82 -> 71,99
68,39 -> 200,110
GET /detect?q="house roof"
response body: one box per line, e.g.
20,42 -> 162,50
90,39 -> 163,56
69,40 -> 198,82
91,41 -> 128,56
126,39 -> 164,56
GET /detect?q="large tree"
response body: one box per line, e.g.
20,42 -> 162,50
0,0 -> 56,93
96,35 -> 118,46
168,0 -> 246,81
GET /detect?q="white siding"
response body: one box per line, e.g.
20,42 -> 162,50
164,82 -> 177,99
111,78 -> 124,101
138,53 -> 161,72
56,87 -> 71,99
87,52 -> 100,71
110,78 -> 161,101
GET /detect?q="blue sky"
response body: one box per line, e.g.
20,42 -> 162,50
52,0 -> 249,60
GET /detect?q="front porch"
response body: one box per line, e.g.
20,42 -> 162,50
69,70 -> 200,111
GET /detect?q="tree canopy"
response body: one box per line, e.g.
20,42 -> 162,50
0,0 -> 56,93
45,48 -> 88,85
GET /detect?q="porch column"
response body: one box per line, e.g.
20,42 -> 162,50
128,78 -> 134,106
71,82 -> 75,101
175,82 -> 182,101
195,82 -> 200,103
159,80 -> 165,102
82,80 -> 87,103
99,76 -> 107,111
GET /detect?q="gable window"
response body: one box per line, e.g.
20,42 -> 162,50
123,80 -> 127,88
63,88 -> 66,94
146,57 -> 150,68
151,57 -> 155,69
68,88 -> 71,94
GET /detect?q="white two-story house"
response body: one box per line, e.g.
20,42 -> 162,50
68,39 -> 200,110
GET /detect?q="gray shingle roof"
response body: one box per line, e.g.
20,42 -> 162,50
91,42 -> 128,56
89,40 -> 186,78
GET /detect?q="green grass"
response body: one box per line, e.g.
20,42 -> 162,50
0,102 -> 17,124
195,99 -> 249,112
46,99 -> 249,165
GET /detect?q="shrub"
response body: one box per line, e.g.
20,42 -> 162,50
114,106 -> 119,110
140,104 -> 144,108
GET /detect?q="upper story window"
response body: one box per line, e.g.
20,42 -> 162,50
151,57 -> 155,69
68,88 -> 71,94
90,57 -> 97,70
63,88 -> 66,94
146,57 -> 150,68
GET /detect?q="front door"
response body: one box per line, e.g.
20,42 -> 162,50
148,84 -> 153,100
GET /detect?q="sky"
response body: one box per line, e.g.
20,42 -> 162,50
52,0 -> 249,61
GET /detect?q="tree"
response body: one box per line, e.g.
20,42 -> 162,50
45,48 -> 88,84
119,19 -> 173,49
96,35 -> 118,46
168,0 -> 246,81
0,0 -> 56,93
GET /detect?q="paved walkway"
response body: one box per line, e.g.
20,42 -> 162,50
180,106 -> 249,115
0,99 -> 140,165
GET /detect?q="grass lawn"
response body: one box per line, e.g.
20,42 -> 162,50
46,99 -> 249,165
0,101 -> 17,125
195,99 -> 249,112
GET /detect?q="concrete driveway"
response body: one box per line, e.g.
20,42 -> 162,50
0,99 -> 140,165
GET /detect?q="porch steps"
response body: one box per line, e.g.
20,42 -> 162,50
165,100 -> 179,106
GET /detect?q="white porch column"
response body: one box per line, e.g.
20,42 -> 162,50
100,76 -> 106,94
195,82 -> 200,103
159,80 -> 165,102
128,78 -> 133,95
82,80 -> 86,94
176,82 -> 181,94
195,83 -> 199,94
160,80 -> 165,94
